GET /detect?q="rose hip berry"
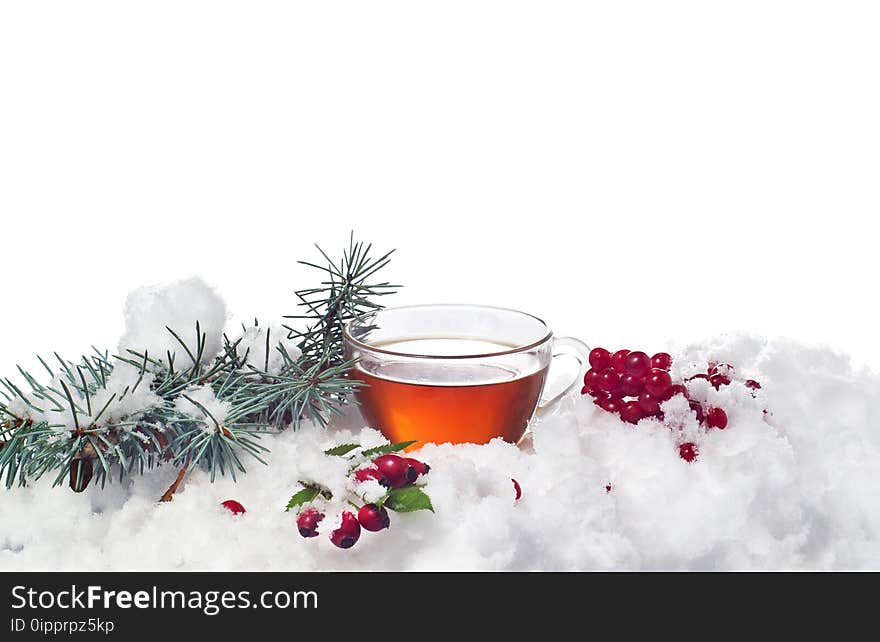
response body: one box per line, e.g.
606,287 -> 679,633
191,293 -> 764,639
221,499 -> 246,515
589,347 -> 612,370
357,504 -> 391,532
296,508 -> 324,538
374,454 -> 413,488
354,467 -> 389,487
624,351 -> 652,378
651,352 -> 673,371
611,350 -> 630,374
329,511 -> 361,549
679,442 -> 698,463
706,407 -> 728,429
405,457 -> 430,476
619,372 -> 644,397
620,400 -> 644,425
644,369 -> 672,397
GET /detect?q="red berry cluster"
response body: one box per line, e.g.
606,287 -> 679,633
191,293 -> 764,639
583,349 -> 761,463
295,453 -> 431,550
581,348 -> 676,424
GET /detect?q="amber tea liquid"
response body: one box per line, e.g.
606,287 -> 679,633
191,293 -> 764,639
351,338 -> 548,445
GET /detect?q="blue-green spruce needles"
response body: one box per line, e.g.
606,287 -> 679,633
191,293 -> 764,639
0,236 -> 398,499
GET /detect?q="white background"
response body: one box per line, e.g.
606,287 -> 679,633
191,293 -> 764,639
1,1 -> 878,377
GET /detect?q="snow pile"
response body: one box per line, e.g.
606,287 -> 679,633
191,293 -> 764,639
1,334 -> 878,570
235,325 -> 302,374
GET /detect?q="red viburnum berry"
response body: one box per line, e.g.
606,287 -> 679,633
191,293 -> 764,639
599,396 -> 624,414
637,391 -> 661,416
329,511 -> 361,549
688,400 -> 705,424
644,369 -> 672,397
296,508 -> 324,538
512,478 -> 522,500
357,504 -> 391,532
620,400 -> 644,425
221,499 -> 246,515
611,350 -> 631,374
706,407 -> 728,430
709,374 -> 731,389
583,368 -> 602,393
651,352 -> 673,371
745,379 -> 762,390
589,347 -> 612,371
679,442 -> 698,463
354,467 -> 389,487
665,383 -> 688,400
597,368 -> 621,394
624,351 -> 652,378
619,372 -> 644,397
373,454 -> 413,488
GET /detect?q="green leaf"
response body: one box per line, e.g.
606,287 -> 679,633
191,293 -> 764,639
384,486 -> 434,513
284,486 -> 321,512
362,441 -> 417,458
324,443 -> 361,457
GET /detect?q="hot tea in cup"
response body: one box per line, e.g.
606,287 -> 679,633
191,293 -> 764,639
343,305 -> 588,446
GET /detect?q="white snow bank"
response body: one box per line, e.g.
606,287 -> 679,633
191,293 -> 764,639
1,335 -> 878,570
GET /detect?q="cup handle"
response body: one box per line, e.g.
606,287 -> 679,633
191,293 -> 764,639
535,336 -> 591,417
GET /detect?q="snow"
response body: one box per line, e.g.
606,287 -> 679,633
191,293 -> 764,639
235,325 -> 302,374
2,334 -> 879,570
174,385 -> 232,431
118,277 -> 228,368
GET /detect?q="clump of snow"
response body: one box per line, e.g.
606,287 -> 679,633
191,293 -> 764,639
2,335 -> 879,570
118,277 -> 228,368
174,386 -> 232,430
234,325 -> 302,374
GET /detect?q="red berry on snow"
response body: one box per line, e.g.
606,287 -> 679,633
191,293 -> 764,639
611,350 -> 631,374
644,369 -> 672,397
589,348 -> 612,370
600,396 -> 625,414
745,379 -> 762,390
296,508 -> 324,538
651,352 -> 673,371
357,504 -> 391,532
590,389 -> 610,403
583,368 -> 602,392
221,499 -> 246,515
405,457 -> 430,476
637,391 -> 662,416
706,407 -> 728,430
373,454 -> 412,488
619,372 -> 644,397
689,400 -> 705,424
597,368 -> 621,394
329,511 -> 361,549
709,374 -> 731,389
624,351 -> 652,378
605,483 -> 612,493
679,442 -> 698,463
665,383 -> 688,400
354,467 -> 389,487
512,478 -> 522,500
620,400 -> 644,425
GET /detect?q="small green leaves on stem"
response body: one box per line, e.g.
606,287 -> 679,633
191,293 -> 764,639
285,486 -> 321,512
382,485 -> 434,513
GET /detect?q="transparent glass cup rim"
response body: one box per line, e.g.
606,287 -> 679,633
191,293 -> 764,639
342,304 -> 554,360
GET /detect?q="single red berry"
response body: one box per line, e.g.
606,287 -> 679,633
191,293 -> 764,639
611,350 -> 631,374
221,499 -> 246,515
357,504 -> 391,532
665,383 -> 688,400
354,467 -> 389,487
620,400 -> 644,425
745,379 -> 762,390
709,374 -> 731,389
605,483 -> 612,493
624,351 -> 652,378
590,389 -> 610,403
589,347 -> 612,370
374,454 -> 412,488
651,352 -> 673,371
329,511 -> 361,549
296,508 -> 324,538
706,407 -> 728,430
599,396 -> 624,414
405,457 -> 430,476
637,391 -> 661,415
619,372 -> 644,397
583,368 -> 602,392
679,442 -> 698,463
512,478 -> 522,500
597,368 -> 621,394
644,369 -> 672,397
689,400 -> 705,424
